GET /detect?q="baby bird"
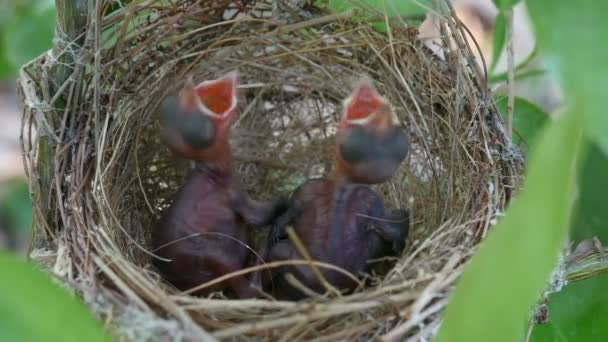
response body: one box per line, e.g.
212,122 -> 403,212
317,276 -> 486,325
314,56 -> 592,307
258,80 -> 410,300
153,72 -> 286,298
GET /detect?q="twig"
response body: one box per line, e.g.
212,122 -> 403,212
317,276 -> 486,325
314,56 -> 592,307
284,273 -> 326,299
212,290 -> 419,338
285,227 -> 342,297
381,254 -> 463,341
524,318 -> 534,342
181,259 -> 362,295
383,299 -> 447,342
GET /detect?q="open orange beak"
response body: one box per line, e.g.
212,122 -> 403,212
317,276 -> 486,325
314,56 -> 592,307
340,80 -> 396,131
178,71 -> 238,119
193,71 -> 238,120
176,70 -> 238,135
159,72 -> 239,159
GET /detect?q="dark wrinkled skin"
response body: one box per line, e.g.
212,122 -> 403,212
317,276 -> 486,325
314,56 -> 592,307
153,163 -> 286,298
257,179 -> 409,300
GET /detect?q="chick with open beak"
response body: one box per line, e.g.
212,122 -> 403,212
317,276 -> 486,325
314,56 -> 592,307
153,72 -> 286,298
335,80 -> 409,184
255,80 -> 410,300
159,72 -> 237,162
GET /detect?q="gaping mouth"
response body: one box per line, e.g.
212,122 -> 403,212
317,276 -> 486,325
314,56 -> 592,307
194,71 -> 238,118
342,83 -> 387,125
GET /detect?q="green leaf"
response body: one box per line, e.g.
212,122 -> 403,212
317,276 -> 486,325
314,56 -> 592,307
0,2 -> 14,78
0,1 -> 14,25
0,252 -> 109,341
3,5 -> 55,70
571,142 -> 608,243
488,45 -> 540,84
489,11 -> 506,74
489,68 -> 546,84
33,0 -> 55,13
495,96 -> 550,151
493,0 -> 522,11
526,1 -> 608,157
327,0 -> 429,17
326,0 -> 430,32
532,274 -> 608,341
0,44 -> 14,78
435,106 -> 584,341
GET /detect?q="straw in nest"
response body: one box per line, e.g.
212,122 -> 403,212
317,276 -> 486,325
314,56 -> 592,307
18,0 -> 522,340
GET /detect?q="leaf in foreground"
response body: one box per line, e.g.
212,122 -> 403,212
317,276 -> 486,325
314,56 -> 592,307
572,142 -> 608,243
526,0 -> 608,156
435,106 -> 583,341
532,274 -> 608,341
326,0 -> 429,18
0,252 -> 108,342
495,96 -> 550,152
489,10 -> 506,74
492,0 -> 522,11
3,4 -> 55,70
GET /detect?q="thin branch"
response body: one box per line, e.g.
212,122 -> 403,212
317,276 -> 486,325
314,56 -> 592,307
286,227 -> 342,297
524,318 -> 534,342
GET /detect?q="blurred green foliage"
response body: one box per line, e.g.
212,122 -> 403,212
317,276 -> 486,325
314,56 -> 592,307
573,142 -> 608,243
0,251 -> 109,341
495,96 -> 550,152
0,0 -> 55,79
327,0 -> 428,16
436,91 -> 584,342
493,0 -> 522,11
526,0 -> 608,156
490,10 -> 506,73
0,0 -> 51,246
532,274 -> 608,341
0,179 -> 32,237
487,46 -> 545,84
320,0 -> 429,31
437,0 -> 608,340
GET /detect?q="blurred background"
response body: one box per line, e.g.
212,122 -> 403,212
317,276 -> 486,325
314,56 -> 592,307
0,81 -> 29,255
0,0 -> 605,340
0,0 -> 53,255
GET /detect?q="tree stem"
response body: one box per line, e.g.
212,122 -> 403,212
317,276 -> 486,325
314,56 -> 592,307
28,1 -> 90,254
52,0 -> 89,92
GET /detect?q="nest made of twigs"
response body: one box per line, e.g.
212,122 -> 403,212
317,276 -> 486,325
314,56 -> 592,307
18,0 -> 522,340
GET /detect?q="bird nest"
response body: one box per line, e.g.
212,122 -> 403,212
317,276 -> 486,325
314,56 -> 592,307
18,0 -> 522,340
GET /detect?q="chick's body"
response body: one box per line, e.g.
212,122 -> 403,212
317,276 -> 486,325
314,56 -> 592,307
153,165 -> 254,297
265,178 -> 407,299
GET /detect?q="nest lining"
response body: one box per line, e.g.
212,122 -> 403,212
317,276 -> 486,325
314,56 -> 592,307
18,1 -> 522,340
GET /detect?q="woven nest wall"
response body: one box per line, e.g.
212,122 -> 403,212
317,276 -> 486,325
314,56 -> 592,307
18,0 -> 522,340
